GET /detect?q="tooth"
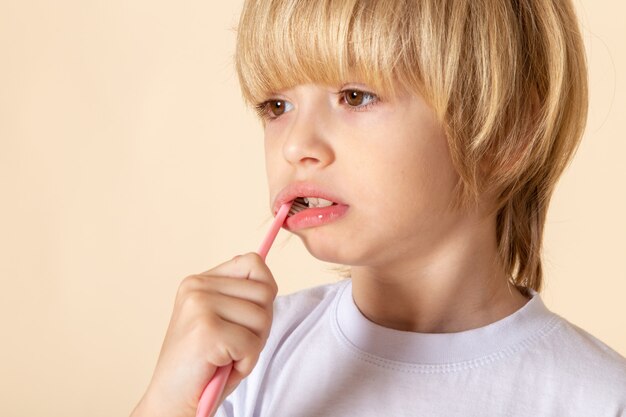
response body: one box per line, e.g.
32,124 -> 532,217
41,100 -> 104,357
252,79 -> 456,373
303,197 -> 334,208
318,198 -> 334,207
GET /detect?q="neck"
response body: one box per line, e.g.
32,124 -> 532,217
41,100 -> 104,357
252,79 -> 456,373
350,212 -> 529,334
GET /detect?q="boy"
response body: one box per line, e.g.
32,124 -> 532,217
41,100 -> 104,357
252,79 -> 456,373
131,1 -> 626,416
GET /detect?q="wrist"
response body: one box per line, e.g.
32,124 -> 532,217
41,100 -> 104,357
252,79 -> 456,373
130,392 -> 180,417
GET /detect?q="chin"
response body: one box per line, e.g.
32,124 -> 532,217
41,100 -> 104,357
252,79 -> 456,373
299,235 -> 373,266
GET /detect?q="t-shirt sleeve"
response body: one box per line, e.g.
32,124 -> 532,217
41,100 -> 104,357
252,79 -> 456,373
214,398 -> 233,417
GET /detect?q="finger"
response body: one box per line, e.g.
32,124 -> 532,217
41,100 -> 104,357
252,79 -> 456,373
202,276 -> 277,310
227,351 -> 262,391
206,319 -> 264,369
209,292 -> 272,339
200,252 -> 277,289
178,273 -> 276,309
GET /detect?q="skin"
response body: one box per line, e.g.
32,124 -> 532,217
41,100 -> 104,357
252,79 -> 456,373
264,82 -> 530,334
131,254 -> 280,417
130,81 -> 532,417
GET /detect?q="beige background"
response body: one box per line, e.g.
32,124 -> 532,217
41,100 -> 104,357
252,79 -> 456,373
0,0 -> 624,416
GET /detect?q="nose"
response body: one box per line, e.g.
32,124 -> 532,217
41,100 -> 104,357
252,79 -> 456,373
281,103 -> 334,169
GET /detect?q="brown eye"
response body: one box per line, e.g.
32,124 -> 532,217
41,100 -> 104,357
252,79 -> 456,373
342,89 -> 378,109
344,90 -> 365,107
269,100 -> 286,117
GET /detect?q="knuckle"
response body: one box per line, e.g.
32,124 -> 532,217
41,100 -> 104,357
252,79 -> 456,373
181,290 -> 210,311
208,338 -> 233,367
234,253 -> 251,264
245,251 -> 261,260
232,253 -> 255,272
233,352 -> 260,380
179,274 -> 202,293
244,252 -> 264,266
229,343 -> 245,361
180,274 -> 218,293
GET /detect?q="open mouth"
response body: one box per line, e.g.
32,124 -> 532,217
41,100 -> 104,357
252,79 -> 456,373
288,196 -> 338,217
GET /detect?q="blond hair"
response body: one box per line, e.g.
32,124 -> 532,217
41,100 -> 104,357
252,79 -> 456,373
234,0 -> 588,293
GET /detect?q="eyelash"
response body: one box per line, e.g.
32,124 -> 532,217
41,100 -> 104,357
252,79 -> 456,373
254,89 -> 379,121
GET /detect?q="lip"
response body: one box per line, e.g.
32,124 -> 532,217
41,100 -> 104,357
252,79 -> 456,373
285,204 -> 350,231
272,181 -> 348,216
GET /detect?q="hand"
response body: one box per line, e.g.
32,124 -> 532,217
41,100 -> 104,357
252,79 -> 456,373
130,252 -> 278,417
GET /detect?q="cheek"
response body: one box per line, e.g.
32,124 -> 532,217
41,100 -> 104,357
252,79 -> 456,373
264,140 -> 285,199
366,130 -> 459,220
409,146 -> 458,211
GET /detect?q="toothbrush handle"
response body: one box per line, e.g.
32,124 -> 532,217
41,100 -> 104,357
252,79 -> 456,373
257,203 -> 292,260
195,363 -> 231,417
195,202 -> 292,417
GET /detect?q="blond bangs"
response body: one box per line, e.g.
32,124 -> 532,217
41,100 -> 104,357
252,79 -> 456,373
234,0 -> 419,107
233,0 -> 589,293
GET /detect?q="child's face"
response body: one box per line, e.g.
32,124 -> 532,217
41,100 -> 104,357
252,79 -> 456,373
265,83 -> 462,267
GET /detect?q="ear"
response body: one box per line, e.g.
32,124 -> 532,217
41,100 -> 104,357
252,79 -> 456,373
478,85 -> 541,191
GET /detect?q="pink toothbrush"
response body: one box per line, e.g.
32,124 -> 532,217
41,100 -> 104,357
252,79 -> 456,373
195,201 -> 295,417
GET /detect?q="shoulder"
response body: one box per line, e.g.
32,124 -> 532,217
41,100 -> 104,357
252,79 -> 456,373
553,317 -> 626,372
265,279 -> 349,337
546,314 -> 626,403
275,279 -> 346,306
272,279 -> 347,324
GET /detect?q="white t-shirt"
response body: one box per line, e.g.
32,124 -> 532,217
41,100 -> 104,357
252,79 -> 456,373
216,279 -> 626,416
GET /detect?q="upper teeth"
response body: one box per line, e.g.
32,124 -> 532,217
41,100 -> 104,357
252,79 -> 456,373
303,197 -> 334,208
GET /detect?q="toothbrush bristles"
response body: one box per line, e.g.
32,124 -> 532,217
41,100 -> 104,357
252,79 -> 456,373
288,200 -> 308,217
